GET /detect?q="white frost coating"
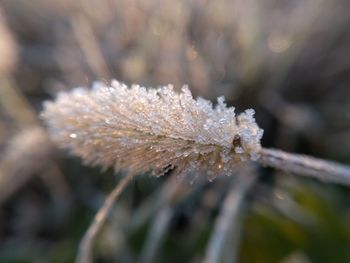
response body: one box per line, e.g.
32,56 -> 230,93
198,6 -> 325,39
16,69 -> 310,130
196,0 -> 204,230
42,80 -> 263,179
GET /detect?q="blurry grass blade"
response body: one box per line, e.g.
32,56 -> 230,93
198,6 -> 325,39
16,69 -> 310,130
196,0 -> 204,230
0,77 -> 38,126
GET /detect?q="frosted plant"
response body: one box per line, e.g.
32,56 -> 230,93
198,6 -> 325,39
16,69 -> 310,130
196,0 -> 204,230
42,80 -> 350,185
41,80 -> 350,263
42,80 -> 263,181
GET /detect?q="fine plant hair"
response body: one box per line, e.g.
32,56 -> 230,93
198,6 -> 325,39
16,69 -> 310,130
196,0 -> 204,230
41,80 -> 350,262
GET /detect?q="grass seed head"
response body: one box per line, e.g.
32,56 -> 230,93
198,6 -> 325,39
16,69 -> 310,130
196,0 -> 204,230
42,80 -> 263,179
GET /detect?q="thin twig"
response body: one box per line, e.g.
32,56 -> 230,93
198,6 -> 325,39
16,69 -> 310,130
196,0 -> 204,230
203,168 -> 257,263
259,148 -> 350,186
75,173 -> 135,263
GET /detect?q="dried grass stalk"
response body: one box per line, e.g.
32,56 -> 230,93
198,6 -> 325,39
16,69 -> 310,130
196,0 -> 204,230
258,148 -> 350,186
204,168 -> 257,263
76,172 -> 134,263
41,80 -> 350,185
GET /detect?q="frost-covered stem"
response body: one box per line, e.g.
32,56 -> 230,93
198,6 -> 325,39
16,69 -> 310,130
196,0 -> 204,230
76,173 -> 134,263
259,148 -> 350,186
203,170 -> 257,263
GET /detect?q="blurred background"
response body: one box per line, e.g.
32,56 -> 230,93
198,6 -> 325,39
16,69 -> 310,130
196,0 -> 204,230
0,0 -> 350,262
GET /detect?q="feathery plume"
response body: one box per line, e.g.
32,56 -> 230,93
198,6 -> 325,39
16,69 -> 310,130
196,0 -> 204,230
41,80 -> 263,180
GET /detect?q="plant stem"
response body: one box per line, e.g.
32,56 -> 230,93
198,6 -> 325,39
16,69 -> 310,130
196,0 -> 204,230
75,173 -> 134,263
203,168 -> 257,263
138,205 -> 173,263
259,148 -> 350,186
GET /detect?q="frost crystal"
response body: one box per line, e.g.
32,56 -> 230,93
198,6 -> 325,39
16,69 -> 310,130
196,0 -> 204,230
42,80 -> 263,180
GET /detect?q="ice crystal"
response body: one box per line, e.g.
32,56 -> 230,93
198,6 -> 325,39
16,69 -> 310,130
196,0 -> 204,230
41,80 -> 263,180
